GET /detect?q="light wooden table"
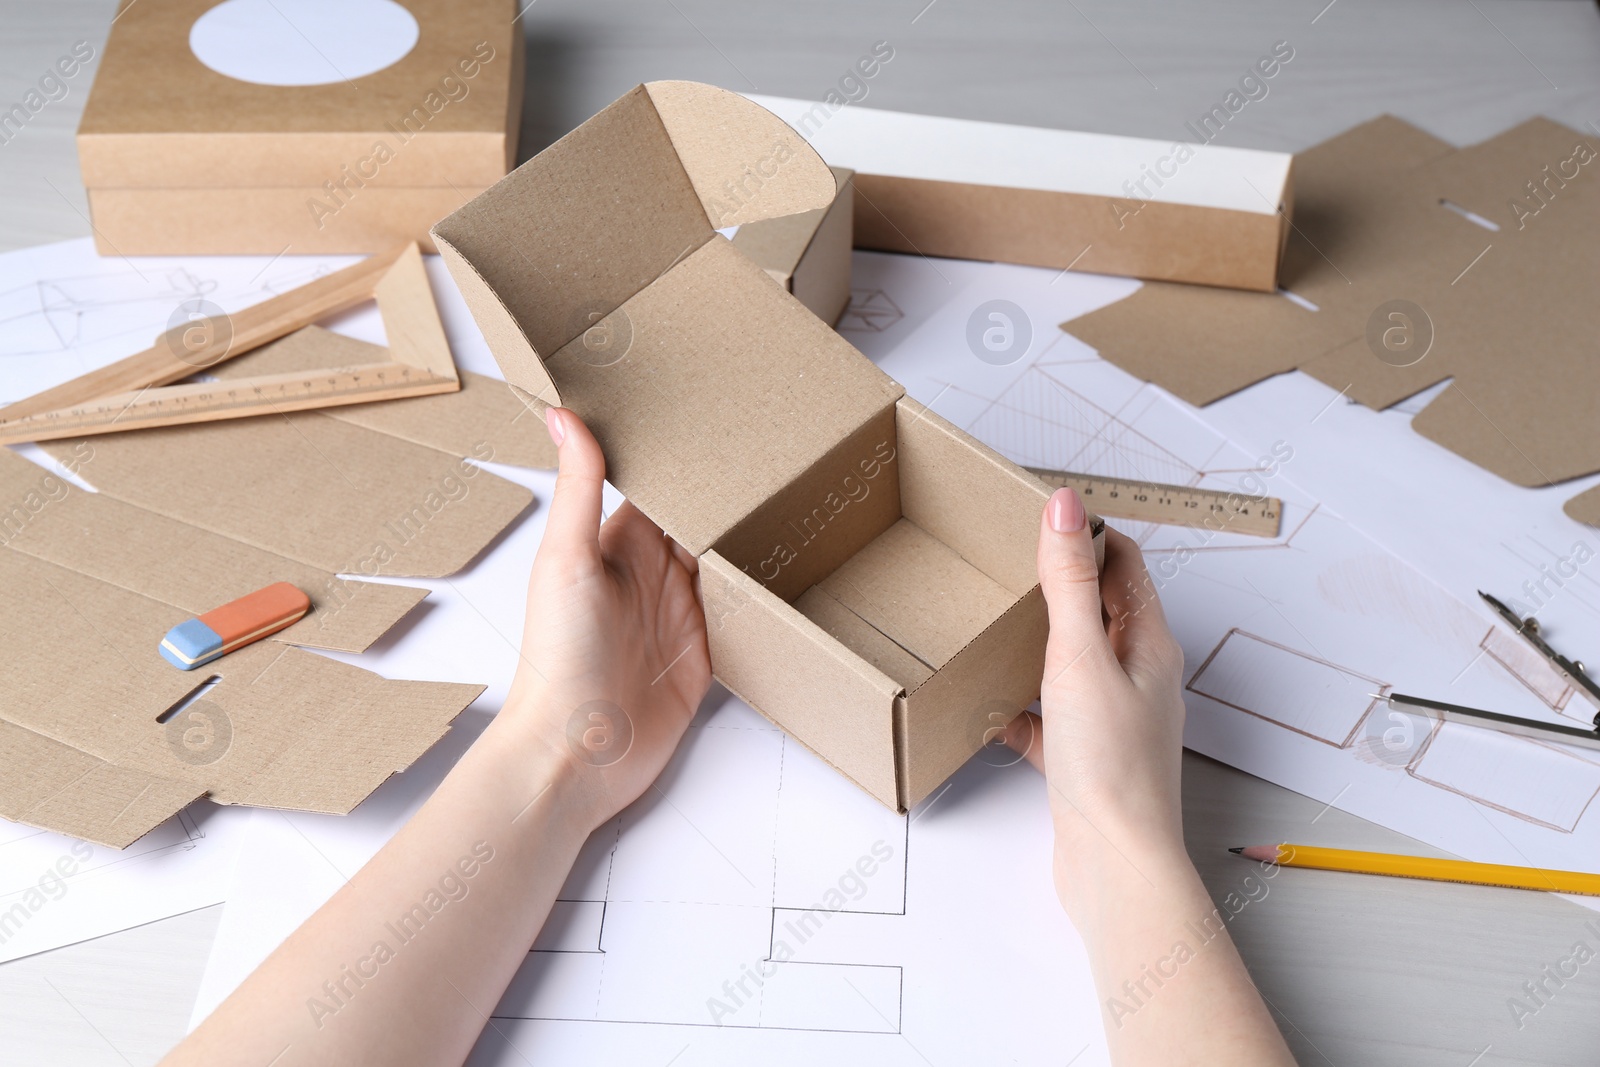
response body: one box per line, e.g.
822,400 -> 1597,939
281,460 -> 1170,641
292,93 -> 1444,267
4,2 -> 1600,1064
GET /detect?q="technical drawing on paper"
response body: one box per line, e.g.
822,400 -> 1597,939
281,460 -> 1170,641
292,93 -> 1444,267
0,248 -> 359,406
1184,623 -> 1600,833
1406,721 -> 1600,833
921,357 -> 1312,553
838,288 -> 905,333
1186,629 -> 1389,749
0,269 -> 218,363
492,712 -> 909,1035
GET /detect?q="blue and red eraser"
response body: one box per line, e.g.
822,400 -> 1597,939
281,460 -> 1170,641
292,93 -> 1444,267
159,581 -> 311,670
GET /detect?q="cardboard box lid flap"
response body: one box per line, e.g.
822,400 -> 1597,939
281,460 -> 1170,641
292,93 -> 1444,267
544,236 -> 902,555
643,81 -> 838,228
432,82 -> 837,405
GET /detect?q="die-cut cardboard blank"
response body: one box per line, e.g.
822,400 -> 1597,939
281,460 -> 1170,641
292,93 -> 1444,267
433,81 -> 1103,812
0,543 -> 480,849
0,313 -> 562,844
0,450 -> 424,656
1065,115 -> 1600,518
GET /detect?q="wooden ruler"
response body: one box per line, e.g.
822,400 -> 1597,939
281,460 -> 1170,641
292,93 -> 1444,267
1026,467 -> 1282,538
0,365 -> 457,444
0,243 -> 460,446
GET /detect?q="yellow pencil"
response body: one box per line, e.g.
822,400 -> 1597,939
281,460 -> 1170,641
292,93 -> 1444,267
1231,844 -> 1600,897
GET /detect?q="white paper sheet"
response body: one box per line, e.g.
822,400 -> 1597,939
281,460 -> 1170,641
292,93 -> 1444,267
0,805 -> 250,966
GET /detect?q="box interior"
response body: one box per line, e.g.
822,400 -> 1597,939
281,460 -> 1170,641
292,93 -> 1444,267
711,395 -> 1042,699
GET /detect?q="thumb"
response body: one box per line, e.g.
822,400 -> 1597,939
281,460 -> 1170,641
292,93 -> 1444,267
1037,488 -> 1111,682
542,407 -> 606,554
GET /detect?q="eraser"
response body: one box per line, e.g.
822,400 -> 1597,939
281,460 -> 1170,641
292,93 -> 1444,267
159,581 -> 311,670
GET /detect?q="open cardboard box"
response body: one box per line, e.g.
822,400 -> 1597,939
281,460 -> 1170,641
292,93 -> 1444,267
434,81 -> 1102,811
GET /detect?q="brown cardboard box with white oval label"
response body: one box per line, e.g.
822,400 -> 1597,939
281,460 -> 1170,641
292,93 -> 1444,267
433,81 -> 1103,812
77,0 -> 523,254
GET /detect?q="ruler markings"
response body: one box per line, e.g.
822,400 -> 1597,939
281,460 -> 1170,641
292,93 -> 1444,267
1026,467 -> 1282,538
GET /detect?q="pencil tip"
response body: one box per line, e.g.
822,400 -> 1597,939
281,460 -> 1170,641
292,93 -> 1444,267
1228,847 -> 1244,854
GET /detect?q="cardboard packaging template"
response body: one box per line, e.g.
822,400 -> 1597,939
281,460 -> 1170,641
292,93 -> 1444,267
0,314 -> 563,846
78,0 -> 525,254
433,81 -> 1103,812
731,166 -> 856,326
748,95 -> 1295,293
0,449 -> 426,657
1065,115 -> 1600,520
0,449 -> 481,848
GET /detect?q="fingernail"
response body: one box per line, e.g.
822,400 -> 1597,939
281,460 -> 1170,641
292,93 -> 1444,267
545,407 -> 565,447
1048,487 -> 1085,533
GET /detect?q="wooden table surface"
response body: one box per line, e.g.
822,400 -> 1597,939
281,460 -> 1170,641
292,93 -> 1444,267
3,2 -> 1600,1064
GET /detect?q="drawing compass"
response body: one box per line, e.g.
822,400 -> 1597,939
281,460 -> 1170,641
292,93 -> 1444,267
1382,591 -> 1600,752
1476,590 -> 1600,713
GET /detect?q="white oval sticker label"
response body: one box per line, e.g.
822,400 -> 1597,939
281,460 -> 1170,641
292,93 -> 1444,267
190,0 -> 420,87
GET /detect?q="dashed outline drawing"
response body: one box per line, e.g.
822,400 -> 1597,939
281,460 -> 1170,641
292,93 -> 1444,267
492,731 -> 911,1035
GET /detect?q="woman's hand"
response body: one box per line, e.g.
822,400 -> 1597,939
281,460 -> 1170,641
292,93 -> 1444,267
165,407 -> 716,1067
1010,489 -> 1296,1065
501,407 -> 713,832
1007,488 -> 1189,907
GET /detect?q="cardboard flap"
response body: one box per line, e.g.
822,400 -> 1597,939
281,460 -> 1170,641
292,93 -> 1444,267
543,236 -> 901,555
643,81 -> 837,228
432,85 -> 716,401
40,413 -> 533,579
817,518 -> 1016,670
0,449 -> 426,656
433,82 -> 840,403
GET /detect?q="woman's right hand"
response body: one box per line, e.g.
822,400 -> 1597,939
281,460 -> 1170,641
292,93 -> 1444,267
1007,488 -> 1191,910
1011,489 -> 1297,1065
